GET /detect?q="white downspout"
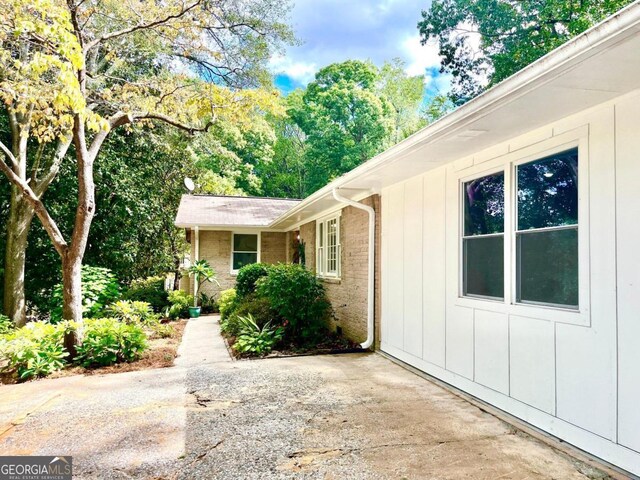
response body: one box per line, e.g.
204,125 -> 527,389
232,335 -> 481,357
193,226 -> 200,307
332,189 -> 375,350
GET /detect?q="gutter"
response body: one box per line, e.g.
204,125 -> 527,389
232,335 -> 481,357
332,189 -> 375,350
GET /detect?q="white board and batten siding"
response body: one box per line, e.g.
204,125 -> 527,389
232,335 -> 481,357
380,90 -> 640,475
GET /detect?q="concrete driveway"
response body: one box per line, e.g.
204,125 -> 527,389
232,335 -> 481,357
0,316 -> 612,479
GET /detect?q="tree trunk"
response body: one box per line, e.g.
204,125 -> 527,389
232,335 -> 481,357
3,190 -> 35,326
61,254 -> 83,356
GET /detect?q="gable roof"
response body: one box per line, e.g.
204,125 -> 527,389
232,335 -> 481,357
174,195 -> 301,228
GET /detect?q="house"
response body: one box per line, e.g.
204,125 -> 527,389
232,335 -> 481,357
175,3 -> 640,476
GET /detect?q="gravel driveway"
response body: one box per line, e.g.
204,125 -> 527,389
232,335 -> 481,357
0,316 -> 614,479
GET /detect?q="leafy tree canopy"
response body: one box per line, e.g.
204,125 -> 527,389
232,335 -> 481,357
418,0 -> 635,104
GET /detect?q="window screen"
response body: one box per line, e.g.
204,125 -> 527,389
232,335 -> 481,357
462,172 -> 504,299
516,149 -> 578,308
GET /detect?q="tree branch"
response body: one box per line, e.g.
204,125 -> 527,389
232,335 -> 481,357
87,112 -> 133,160
33,136 -> 73,197
133,112 -> 214,135
84,0 -> 202,51
0,141 -> 68,255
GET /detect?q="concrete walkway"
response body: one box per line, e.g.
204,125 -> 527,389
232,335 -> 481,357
0,316 -> 611,479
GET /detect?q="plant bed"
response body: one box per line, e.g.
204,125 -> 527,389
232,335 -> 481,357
0,320 -> 187,385
221,322 -> 362,360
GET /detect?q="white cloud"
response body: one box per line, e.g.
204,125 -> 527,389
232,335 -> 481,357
401,34 -> 443,77
269,55 -> 317,84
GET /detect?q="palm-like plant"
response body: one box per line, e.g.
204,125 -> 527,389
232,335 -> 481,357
187,260 -> 220,308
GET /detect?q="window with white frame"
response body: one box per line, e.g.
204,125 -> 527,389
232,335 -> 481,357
515,148 -> 579,308
231,233 -> 259,272
316,215 -> 341,277
462,171 -> 505,299
461,147 -> 579,309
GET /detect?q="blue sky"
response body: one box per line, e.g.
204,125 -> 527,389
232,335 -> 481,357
270,0 -> 451,99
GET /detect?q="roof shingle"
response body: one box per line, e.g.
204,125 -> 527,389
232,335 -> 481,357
174,195 -> 301,228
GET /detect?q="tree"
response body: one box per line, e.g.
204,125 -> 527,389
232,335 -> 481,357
378,59 -> 425,144
290,60 -> 394,194
418,0 -> 634,104
0,0 -> 292,330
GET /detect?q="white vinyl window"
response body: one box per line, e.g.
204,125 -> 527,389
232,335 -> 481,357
461,147 -> 579,310
316,215 -> 341,278
231,233 -> 259,273
515,148 -> 579,308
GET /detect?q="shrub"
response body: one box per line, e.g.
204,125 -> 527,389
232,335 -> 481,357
167,290 -> 193,319
123,276 -> 169,312
0,322 -> 69,380
236,263 -> 271,298
151,323 -> 175,339
218,289 -> 237,320
198,292 -> 219,314
0,314 -> 14,335
231,294 -> 276,328
51,266 -> 121,321
108,300 -> 157,325
75,318 -> 147,367
256,264 -> 331,341
233,314 -> 283,356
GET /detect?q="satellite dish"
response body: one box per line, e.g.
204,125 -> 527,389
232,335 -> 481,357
184,177 -> 195,192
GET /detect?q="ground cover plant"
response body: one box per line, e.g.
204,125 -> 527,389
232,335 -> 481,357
0,298 -> 184,383
220,263 -> 359,358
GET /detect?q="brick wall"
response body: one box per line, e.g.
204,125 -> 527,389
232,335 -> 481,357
298,195 -> 382,347
260,232 -> 287,265
186,230 -> 288,297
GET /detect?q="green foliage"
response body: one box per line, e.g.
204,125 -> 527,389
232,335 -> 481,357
418,0 -> 634,104
236,263 -> 271,298
51,266 -> 120,322
231,294 -> 276,329
167,290 -> 194,319
218,289 -> 237,321
198,292 -> 219,314
75,318 -> 147,368
0,322 -> 69,380
151,322 -> 175,339
256,264 -> 331,341
290,61 -> 394,194
233,315 -> 283,356
0,314 -> 13,334
123,276 -> 170,312
187,260 -> 219,303
108,300 -> 158,326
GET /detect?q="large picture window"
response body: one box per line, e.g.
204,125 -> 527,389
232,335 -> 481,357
317,215 -> 341,278
232,233 -> 259,272
516,148 -> 578,308
462,172 -> 505,299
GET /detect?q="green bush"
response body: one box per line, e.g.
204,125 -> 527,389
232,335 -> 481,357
233,314 -> 283,356
75,318 -> 147,367
231,294 -> 276,328
0,322 -> 69,380
198,292 -> 219,314
256,264 -> 331,341
218,289 -> 237,320
167,290 -> 193,319
151,323 -> 175,339
0,314 -> 14,335
51,266 -> 121,321
123,276 -> 169,312
108,300 -> 157,325
236,263 -> 271,298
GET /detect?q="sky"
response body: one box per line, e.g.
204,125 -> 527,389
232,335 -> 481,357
269,0 -> 451,99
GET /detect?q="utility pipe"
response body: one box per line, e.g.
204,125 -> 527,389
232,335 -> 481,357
332,189 -> 375,350
193,226 -> 200,307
